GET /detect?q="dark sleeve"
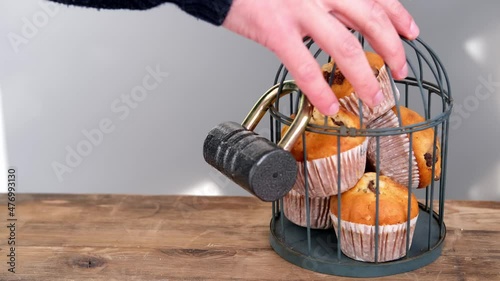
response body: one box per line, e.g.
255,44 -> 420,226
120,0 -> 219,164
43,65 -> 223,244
48,0 -> 233,26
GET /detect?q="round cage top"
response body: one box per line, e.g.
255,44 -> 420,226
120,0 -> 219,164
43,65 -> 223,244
269,33 -> 453,137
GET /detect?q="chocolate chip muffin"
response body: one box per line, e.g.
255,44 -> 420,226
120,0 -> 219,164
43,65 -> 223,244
393,106 -> 442,188
322,51 -> 400,123
366,109 -> 420,188
330,172 -> 419,262
285,108 -> 367,197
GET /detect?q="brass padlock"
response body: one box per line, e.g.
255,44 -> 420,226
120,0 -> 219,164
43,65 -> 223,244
203,81 -> 313,202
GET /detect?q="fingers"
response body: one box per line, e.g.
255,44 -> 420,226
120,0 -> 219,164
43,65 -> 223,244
374,0 -> 419,40
326,0 -> 407,79
301,5 -> 383,108
273,34 -> 340,116
222,0 -> 340,115
222,0 -> 418,113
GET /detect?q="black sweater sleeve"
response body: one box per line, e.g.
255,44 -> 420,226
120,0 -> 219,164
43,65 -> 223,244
48,0 -> 233,26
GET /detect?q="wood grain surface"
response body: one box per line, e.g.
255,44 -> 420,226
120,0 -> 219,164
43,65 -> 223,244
0,194 -> 499,280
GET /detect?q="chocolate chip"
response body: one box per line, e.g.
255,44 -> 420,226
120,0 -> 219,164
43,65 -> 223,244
322,71 -> 330,82
424,153 -> 433,167
368,180 -> 376,193
333,70 -> 345,85
323,68 -> 345,85
330,118 -> 345,127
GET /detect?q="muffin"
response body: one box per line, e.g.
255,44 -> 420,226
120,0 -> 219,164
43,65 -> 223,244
366,109 -> 420,188
330,172 -> 419,262
287,108 -> 368,197
322,51 -> 400,123
392,106 -> 442,188
283,189 -> 332,229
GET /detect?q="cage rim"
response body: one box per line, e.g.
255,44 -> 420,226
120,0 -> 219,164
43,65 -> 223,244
268,79 -> 452,137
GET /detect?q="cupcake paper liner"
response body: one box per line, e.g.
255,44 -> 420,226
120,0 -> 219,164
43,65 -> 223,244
367,110 -> 420,188
339,65 -> 400,123
283,189 -> 332,229
330,213 -> 418,262
293,138 -> 368,197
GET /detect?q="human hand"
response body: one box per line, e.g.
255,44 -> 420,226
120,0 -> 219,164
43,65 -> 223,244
223,0 -> 419,116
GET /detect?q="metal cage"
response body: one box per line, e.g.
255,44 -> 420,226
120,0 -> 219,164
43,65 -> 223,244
267,34 -> 452,278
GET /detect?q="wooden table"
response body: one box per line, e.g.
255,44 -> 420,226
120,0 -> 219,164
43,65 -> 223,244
0,194 -> 499,280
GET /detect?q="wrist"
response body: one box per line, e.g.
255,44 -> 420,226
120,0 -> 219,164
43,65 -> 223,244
174,0 -> 233,26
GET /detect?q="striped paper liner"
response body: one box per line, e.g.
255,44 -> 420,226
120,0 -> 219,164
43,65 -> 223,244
283,189 -> 332,229
367,110 -> 420,188
330,213 -> 418,262
293,138 -> 368,197
339,65 -> 400,123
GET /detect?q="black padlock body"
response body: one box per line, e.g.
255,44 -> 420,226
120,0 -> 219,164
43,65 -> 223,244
203,122 -> 298,202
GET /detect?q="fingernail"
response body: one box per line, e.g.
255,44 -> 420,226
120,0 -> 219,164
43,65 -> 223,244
398,63 -> 408,79
372,90 -> 384,107
410,20 -> 420,38
325,102 -> 339,116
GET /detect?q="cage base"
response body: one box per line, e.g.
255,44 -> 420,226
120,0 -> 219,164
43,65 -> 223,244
269,205 -> 445,278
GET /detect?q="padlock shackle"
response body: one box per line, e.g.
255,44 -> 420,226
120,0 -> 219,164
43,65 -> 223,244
241,81 -> 313,151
